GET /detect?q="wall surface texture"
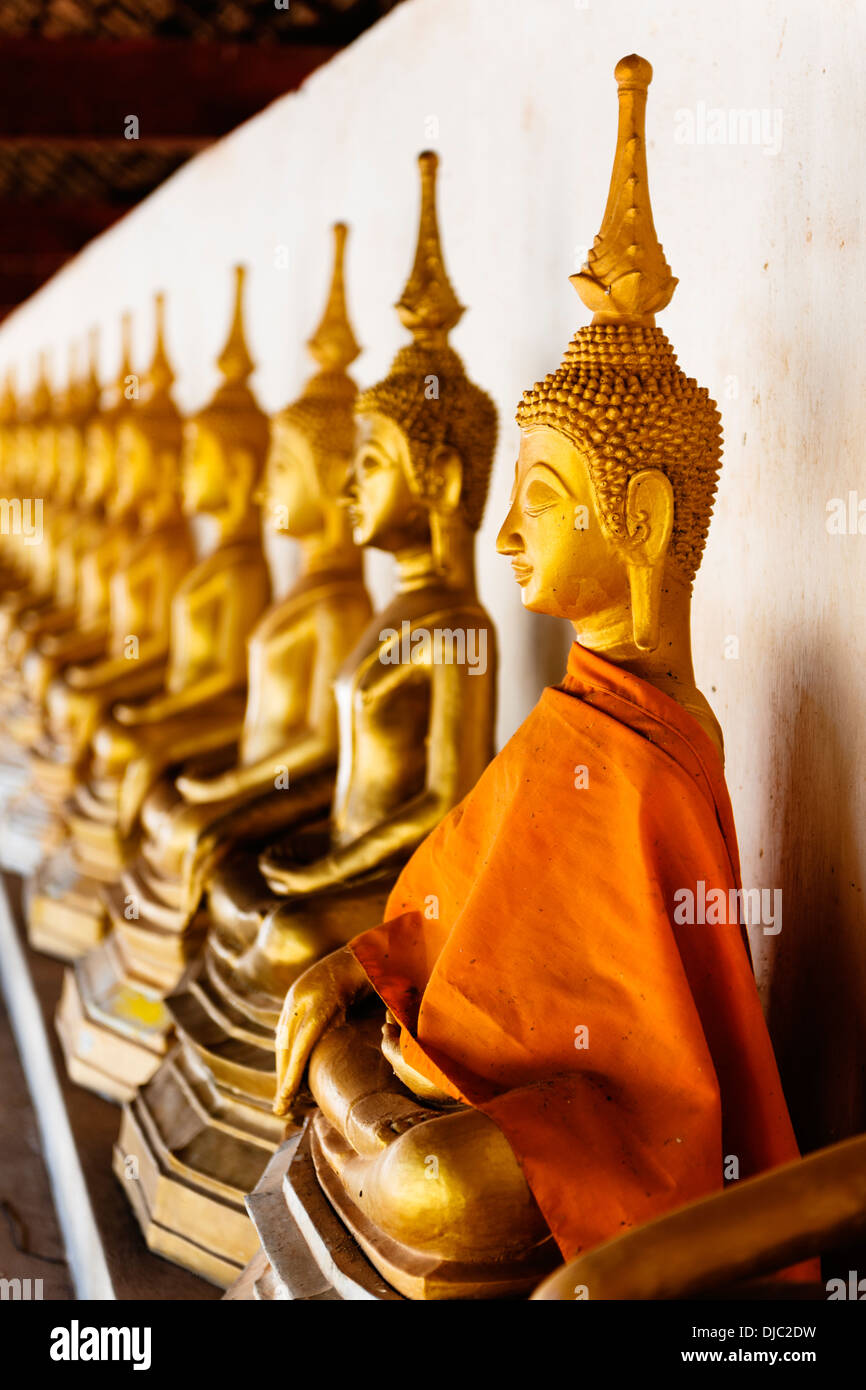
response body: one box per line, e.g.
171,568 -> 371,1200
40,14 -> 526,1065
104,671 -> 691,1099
0,0 -> 863,1150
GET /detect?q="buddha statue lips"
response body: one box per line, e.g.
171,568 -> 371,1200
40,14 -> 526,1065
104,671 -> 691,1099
271,56 -> 813,1300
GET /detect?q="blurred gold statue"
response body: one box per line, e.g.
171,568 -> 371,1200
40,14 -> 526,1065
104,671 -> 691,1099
27,300 -> 195,959
54,267 -> 272,1096
0,354 -> 61,652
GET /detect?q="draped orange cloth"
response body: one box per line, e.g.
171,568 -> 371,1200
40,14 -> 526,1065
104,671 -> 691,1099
350,642 -> 807,1266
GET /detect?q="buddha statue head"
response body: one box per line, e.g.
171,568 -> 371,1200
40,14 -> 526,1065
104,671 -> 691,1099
25,352 -> 58,501
113,293 -> 183,526
56,333 -> 101,508
349,152 -> 497,587
499,56 -> 722,656
260,223 -> 361,550
261,221 -> 361,547
0,368 -> 18,493
181,265 -> 269,534
85,314 -> 134,514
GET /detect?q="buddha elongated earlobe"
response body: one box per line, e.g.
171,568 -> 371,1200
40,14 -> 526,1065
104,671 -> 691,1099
627,562 -> 663,652
623,467 -> 674,651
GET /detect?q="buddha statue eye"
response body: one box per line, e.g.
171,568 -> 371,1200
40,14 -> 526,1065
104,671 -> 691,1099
523,479 -> 563,516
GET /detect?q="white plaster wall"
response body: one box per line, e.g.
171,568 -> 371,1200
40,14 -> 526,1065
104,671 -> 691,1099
1,0 -> 863,1146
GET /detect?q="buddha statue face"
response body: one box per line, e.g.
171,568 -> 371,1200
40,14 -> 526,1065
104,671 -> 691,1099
259,418 -> 323,539
35,425 -> 59,497
181,422 -> 231,517
82,419 -> 115,508
498,424 -> 674,648
112,419 -> 155,519
56,425 -> 86,502
346,412 -> 435,553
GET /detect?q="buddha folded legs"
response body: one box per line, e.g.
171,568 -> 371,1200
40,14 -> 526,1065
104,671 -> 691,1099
263,58 -> 820,1302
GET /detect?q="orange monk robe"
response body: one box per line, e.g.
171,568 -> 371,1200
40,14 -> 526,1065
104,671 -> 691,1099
351,641 -> 811,1269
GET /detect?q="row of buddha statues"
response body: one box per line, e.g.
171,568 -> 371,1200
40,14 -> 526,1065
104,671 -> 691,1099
0,57 -> 841,1300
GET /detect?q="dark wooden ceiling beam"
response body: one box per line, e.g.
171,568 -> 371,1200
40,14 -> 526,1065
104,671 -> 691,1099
0,265 -> 72,308
0,37 -> 337,140
0,200 -> 127,251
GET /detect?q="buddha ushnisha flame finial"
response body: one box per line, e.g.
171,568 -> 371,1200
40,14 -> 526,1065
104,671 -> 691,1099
517,55 -> 722,586
133,294 -> 182,457
217,265 -> 256,388
138,292 -> 177,415
119,312 -> 133,381
30,350 -> 53,422
99,314 -> 134,419
307,223 -> 361,373
63,342 -> 81,418
357,151 -> 496,533
0,368 -> 15,425
193,265 -> 268,459
572,55 -> 677,325
277,222 -> 361,476
396,151 -> 465,347
83,327 -> 101,411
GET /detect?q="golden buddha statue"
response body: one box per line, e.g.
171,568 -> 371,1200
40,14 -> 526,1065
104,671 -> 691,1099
26,297 -> 195,960
2,336 -> 105,749
263,57 -> 810,1302
54,265 -> 273,1096
25,330 -> 120,688
113,158 -> 499,1288
0,353 -> 60,649
0,366 -> 46,804
0,369 -> 27,593
15,315 -> 148,868
34,312 -> 167,777
0,338 -> 109,874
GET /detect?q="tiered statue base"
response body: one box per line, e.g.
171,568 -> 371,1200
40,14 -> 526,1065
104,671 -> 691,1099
109,946 -> 289,1281
26,844 -> 114,960
56,932 -> 180,1102
114,1039 -> 283,1287
234,1119 -> 558,1301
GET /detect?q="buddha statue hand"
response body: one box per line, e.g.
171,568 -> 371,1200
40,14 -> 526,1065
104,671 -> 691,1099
260,848 -> 339,897
274,947 -> 373,1118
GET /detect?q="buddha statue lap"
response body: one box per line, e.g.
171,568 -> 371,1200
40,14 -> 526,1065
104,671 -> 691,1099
113,156 -> 499,1287
262,58 -> 814,1302
53,267 -> 273,1096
